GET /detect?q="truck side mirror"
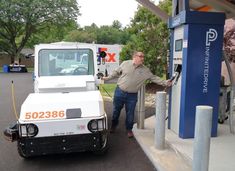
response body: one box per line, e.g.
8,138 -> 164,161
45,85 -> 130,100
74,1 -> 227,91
97,51 -> 107,65
99,51 -> 106,58
96,72 -> 104,79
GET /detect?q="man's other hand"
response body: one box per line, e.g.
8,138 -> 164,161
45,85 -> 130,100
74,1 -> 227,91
101,76 -> 108,81
166,79 -> 173,87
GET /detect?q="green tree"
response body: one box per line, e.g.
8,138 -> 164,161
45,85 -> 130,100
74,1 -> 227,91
64,29 -> 97,43
64,23 -> 98,43
120,0 -> 172,77
96,26 -> 122,44
27,20 -> 78,47
112,20 -> 122,30
0,0 -> 79,63
64,21 -> 130,45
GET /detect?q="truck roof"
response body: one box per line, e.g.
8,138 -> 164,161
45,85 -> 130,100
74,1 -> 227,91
35,42 -> 122,49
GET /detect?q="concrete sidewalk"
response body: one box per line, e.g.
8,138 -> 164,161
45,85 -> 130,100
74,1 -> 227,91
133,116 -> 235,171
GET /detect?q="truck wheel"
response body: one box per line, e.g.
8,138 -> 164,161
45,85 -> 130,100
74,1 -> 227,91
17,142 -> 30,158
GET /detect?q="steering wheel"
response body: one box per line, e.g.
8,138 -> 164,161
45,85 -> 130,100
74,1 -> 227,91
73,67 -> 88,75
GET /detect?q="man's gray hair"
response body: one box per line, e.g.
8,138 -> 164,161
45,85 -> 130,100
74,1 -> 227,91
132,51 -> 143,57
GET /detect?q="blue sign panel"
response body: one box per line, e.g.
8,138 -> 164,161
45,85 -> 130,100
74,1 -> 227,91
179,24 -> 224,138
168,11 -> 225,138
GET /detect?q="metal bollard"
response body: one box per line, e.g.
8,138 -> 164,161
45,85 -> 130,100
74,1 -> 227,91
155,91 -> 166,150
192,106 -> 213,171
137,85 -> 145,129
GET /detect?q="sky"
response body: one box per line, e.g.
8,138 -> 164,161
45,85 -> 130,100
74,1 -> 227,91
77,0 -> 139,27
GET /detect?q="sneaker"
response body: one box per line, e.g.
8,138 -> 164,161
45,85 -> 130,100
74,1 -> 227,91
110,125 -> 116,133
127,130 -> 134,138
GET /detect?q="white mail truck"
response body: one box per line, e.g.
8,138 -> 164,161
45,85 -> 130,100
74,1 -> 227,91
4,42 -> 121,158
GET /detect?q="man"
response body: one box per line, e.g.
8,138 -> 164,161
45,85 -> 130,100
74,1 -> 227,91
102,51 -> 172,138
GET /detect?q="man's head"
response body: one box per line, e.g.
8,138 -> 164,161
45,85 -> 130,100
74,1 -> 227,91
132,51 -> 144,66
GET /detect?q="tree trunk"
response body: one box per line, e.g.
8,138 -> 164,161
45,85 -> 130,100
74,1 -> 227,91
10,54 -> 21,65
10,56 -> 14,64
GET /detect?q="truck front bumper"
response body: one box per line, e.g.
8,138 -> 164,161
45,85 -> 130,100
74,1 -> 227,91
18,131 -> 108,157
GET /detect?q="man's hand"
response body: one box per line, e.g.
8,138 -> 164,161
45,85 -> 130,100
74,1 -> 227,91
101,76 -> 108,81
166,79 -> 173,87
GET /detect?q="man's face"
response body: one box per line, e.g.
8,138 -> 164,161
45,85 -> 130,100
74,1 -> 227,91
133,52 -> 144,66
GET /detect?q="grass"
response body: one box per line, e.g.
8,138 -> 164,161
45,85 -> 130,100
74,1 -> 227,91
27,67 -> 34,72
99,84 -> 116,98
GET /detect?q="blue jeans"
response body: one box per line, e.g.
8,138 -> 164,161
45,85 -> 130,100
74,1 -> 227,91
112,86 -> 138,130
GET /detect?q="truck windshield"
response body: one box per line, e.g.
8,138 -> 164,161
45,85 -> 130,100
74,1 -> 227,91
38,49 -> 94,76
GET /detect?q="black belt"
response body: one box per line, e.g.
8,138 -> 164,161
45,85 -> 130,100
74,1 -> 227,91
117,86 -> 137,94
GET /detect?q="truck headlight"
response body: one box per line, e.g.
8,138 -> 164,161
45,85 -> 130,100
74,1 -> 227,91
90,120 -> 98,130
20,124 -> 38,137
88,118 -> 106,133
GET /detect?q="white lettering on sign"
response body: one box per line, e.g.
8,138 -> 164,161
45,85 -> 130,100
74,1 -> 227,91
206,29 -> 218,46
203,28 -> 218,93
203,47 -> 210,93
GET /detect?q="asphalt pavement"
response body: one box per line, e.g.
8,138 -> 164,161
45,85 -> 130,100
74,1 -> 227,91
0,73 -> 156,171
